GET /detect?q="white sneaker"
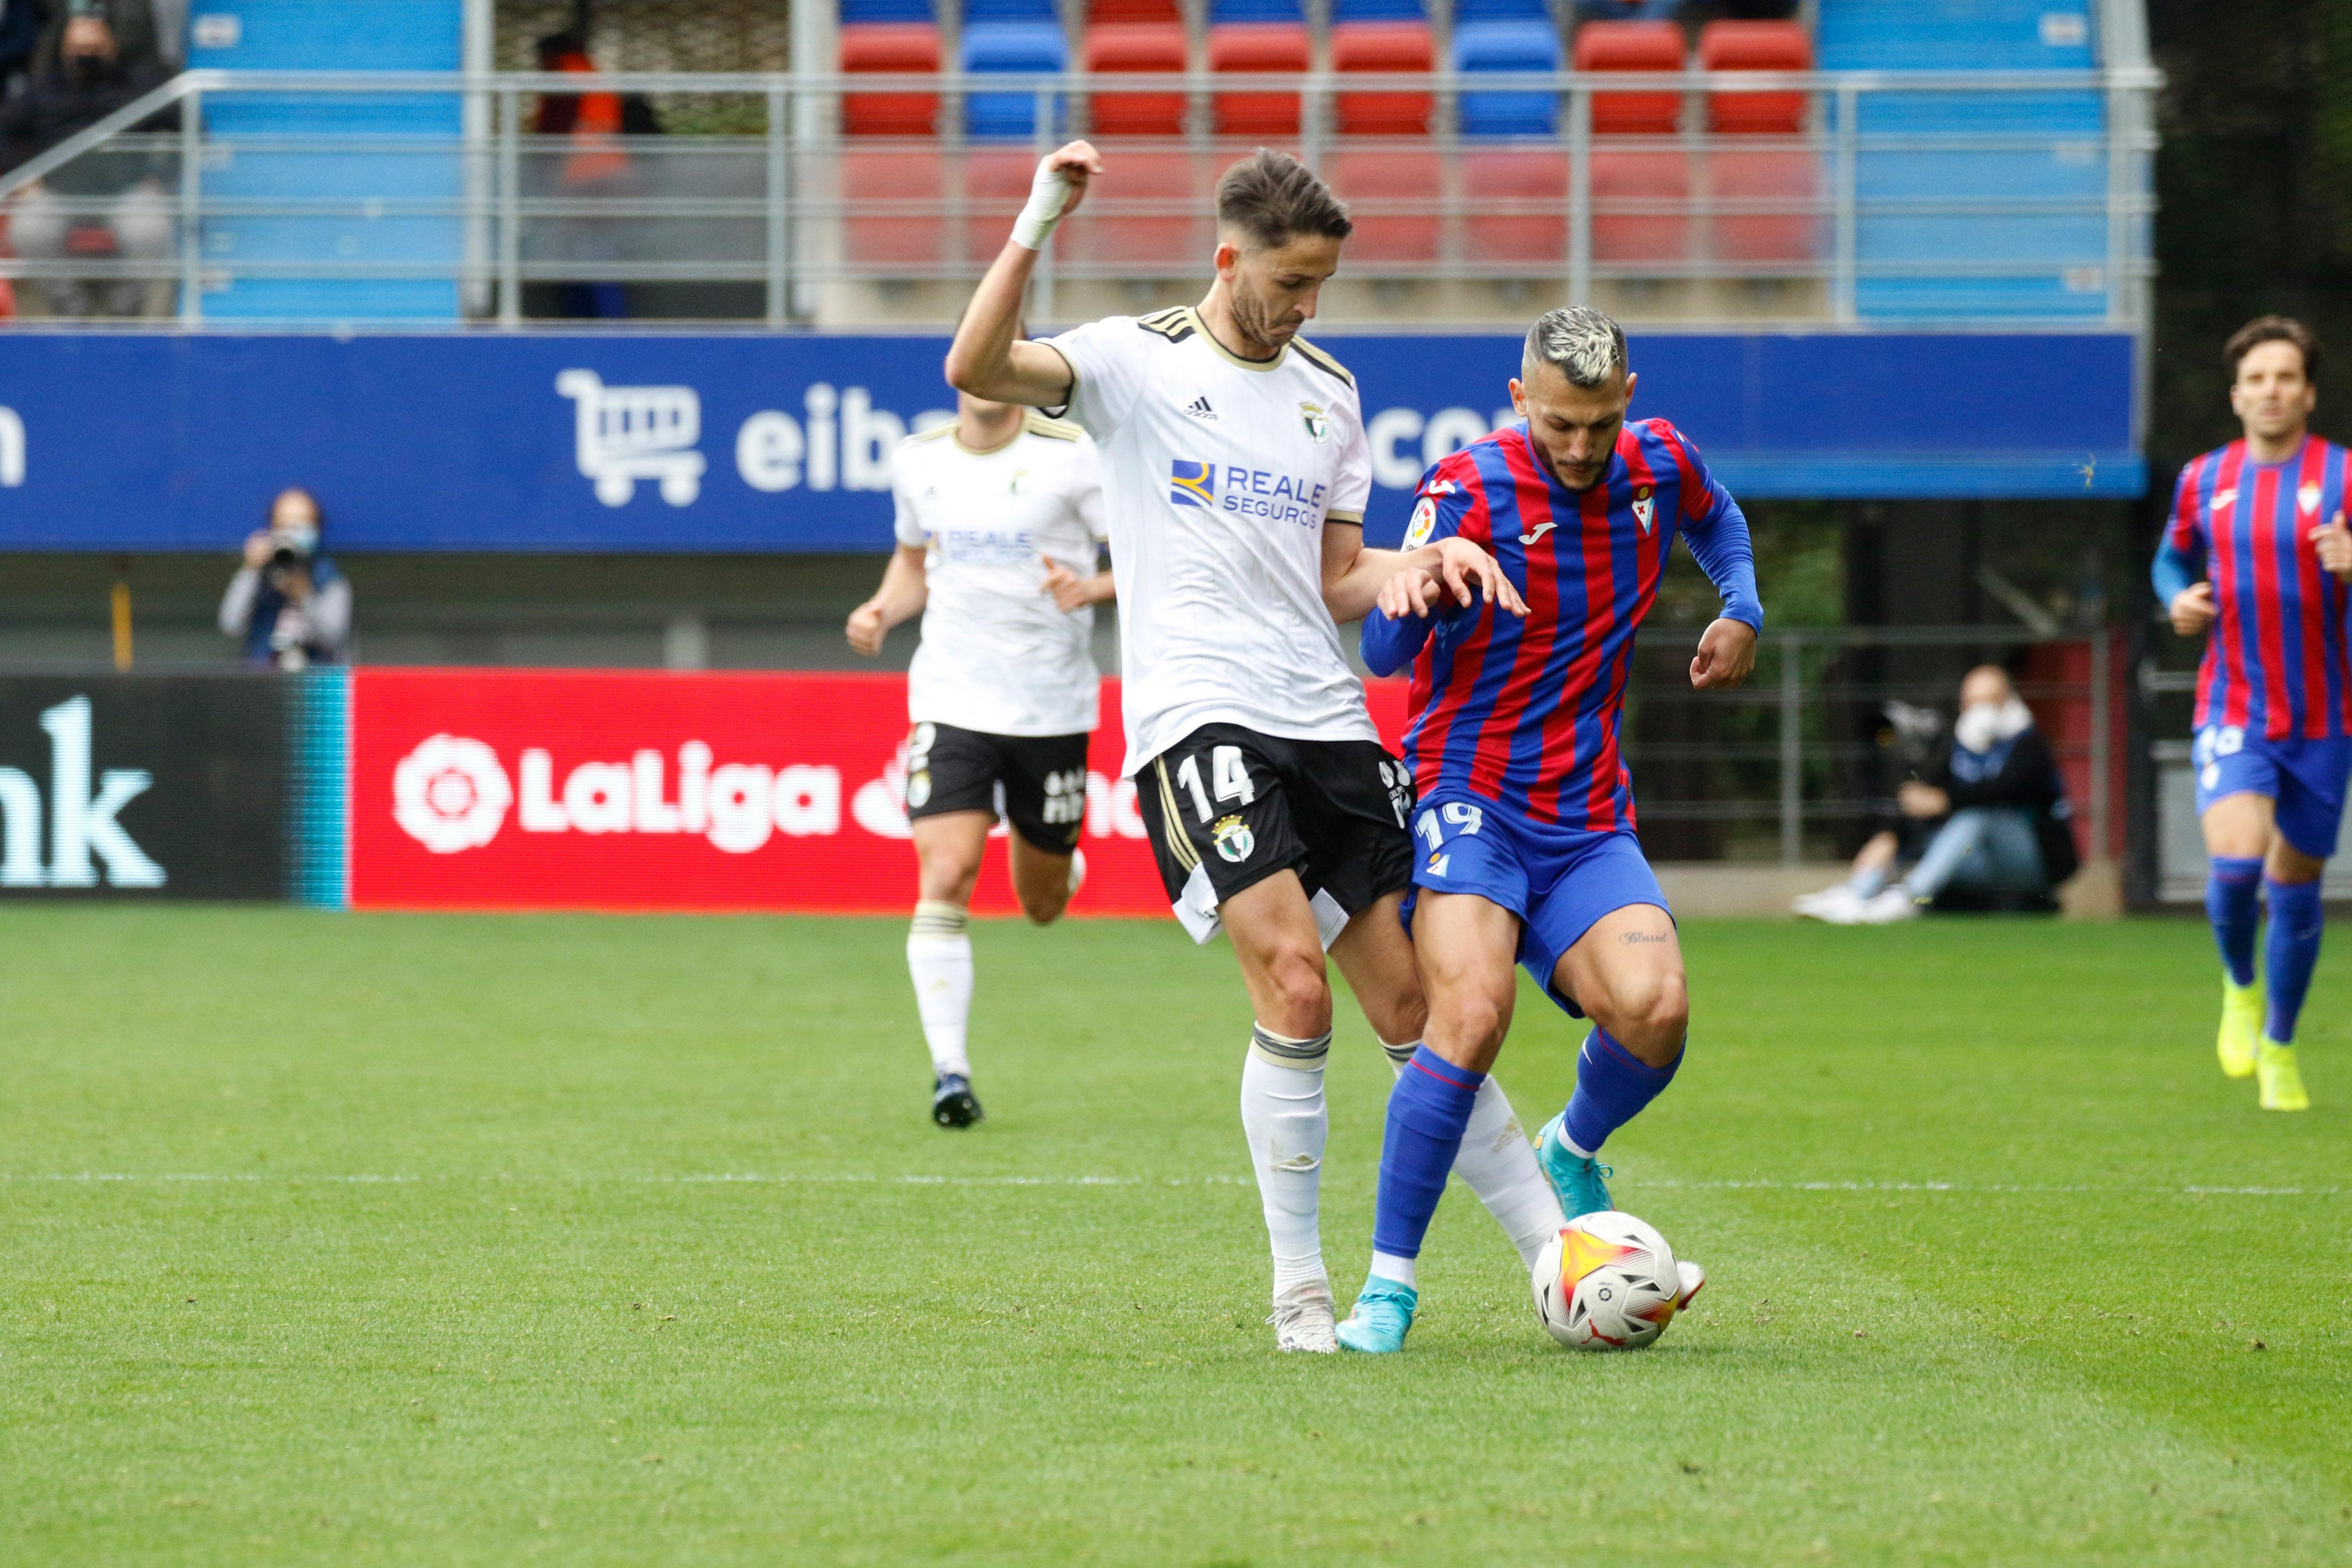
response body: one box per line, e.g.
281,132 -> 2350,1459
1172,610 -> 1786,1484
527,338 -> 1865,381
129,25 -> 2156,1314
1857,887 -> 1921,924
1791,884 -> 1866,924
1267,1279 -> 1338,1353
1067,847 -> 1087,897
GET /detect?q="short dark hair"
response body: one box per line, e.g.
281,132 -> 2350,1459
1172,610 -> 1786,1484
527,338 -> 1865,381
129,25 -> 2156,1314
2226,315 -> 2320,381
1214,149 -> 1352,251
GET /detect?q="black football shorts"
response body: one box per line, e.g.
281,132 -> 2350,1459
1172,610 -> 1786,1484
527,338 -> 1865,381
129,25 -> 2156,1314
903,721 -> 1090,854
1133,723 -> 1415,943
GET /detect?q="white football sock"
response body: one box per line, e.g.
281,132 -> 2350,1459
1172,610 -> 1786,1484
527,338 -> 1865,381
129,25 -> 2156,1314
1241,1025 -> 1332,1299
1385,1040 -> 1566,1269
1370,1250 -> 1417,1289
907,900 -> 974,1078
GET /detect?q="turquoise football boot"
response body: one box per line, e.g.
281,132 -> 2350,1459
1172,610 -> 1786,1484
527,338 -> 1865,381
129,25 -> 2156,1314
1536,1113 -> 1613,1218
1334,1277 -> 1419,1354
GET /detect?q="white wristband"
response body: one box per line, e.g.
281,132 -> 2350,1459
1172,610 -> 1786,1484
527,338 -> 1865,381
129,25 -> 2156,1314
1011,160 -> 1075,251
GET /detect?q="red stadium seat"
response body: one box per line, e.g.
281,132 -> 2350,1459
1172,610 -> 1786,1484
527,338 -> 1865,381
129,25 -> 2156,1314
1572,21 -> 1682,135
1085,22 -> 1188,137
1208,23 -> 1308,137
1061,147 -> 1205,264
1697,20 -> 1810,135
840,23 -> 941,137
961,147 -> 1041,264
1087,0 -> 1180,21
1326,150 -> 1442,263
1463,149 -> 1567,264
844,149 -> 947,266
1331,21 -> 1434,136
1705,146 -> 1822,264
1591,149 -> 1689,264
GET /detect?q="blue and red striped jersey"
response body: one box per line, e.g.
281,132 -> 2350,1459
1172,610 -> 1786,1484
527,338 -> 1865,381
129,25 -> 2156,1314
2160,437 -> 2352,740
1363,418 -> 1763,833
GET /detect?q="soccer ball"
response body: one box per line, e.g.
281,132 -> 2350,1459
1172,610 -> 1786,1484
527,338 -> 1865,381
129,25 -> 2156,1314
1531,1210 -> 1684,1351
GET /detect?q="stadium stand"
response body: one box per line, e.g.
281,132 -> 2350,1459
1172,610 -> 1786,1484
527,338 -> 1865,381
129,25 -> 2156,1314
1697,19 -> 1821,270
1454,16 -> 1563,139
1208,8 -> 1310,139
189,0 -> 463,321
1083,17 -> 1188,137
1817,0 -> 2107,319
1328,15 -> 1433,135
839,21 -> 941,136
960,3 -> 1068,142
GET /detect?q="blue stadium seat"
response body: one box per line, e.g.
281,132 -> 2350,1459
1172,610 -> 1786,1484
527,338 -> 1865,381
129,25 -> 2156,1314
1452,0 -> 1551,17
1329,0 -> 1429,23
961,21 -> 1070,140
1210,0 -> 1306,19
190,0 -> 463,322
962,0 -> 1062,19
836,0 -> 937,19
1453,19 -> 1563,139
1818,0 -> 2107,319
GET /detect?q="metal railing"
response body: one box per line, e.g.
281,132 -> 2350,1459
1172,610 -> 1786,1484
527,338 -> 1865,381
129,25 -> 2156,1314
0,66 -> 2157,329
1619,624 -> 2116,868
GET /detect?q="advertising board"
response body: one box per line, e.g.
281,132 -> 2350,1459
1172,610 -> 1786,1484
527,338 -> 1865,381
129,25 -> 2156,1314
350,669 -> 1409,915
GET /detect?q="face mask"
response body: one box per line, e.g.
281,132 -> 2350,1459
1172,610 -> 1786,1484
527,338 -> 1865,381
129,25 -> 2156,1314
1954,697 -> 2031,754
64,51 -> 110,84
274,522 -> 319,558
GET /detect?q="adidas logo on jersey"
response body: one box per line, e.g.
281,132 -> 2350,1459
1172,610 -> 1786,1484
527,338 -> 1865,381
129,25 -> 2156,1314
1182,395 -> 1218,421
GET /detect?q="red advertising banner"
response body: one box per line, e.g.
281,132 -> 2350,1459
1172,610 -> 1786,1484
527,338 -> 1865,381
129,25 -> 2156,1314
349,670 -> 1408,914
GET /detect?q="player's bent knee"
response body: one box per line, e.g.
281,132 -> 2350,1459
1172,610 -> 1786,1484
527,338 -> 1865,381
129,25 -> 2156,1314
1429,991 -> 1506,1056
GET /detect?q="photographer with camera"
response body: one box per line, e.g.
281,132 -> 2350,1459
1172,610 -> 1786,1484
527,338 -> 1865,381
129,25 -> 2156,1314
218,487 -> 352,668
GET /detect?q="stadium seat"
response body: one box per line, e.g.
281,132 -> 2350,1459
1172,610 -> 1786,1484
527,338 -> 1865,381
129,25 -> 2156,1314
840,23 -> 941,137
1573,20 -> 1683,134
1328,0 -> 1428,20
1329,21 -> 1433,136
1454,20 -> 1563,139
1059,147 -> 1204,264
961,147 -> 1044,263
1697,19 -> 1809,135
1084,22 -> 1187,137
1591,149 -> 1689,264
1089,0 -> 1182,20
1326,150 -> 1443,263
962,0 -> 1060,17
844,149 -> 948,266
961,21 -> 1069,141
1452,0 -> 1551,18
1705,146 -> 1820,264
1463,149 -> 1567,263
837,0 -> 936,20
1208,23 -> 1308,137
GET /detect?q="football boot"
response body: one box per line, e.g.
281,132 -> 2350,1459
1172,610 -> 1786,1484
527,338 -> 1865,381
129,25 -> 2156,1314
1266,1279 -> 1338,1354
1535,1113 -> 1614,1218
2256,1038 -> 2310,1112
1335,1277 -> 1419,1354
2216,979 -> 2261,1079
931,1072 -> 984,1129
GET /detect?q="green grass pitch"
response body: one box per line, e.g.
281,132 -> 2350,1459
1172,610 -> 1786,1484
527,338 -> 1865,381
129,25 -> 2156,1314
5,905 -> 2349,1565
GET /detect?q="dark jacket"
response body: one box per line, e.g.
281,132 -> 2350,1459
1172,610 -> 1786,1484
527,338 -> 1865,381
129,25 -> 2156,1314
1,54 -> 179,191
1921,726 -> 2081,886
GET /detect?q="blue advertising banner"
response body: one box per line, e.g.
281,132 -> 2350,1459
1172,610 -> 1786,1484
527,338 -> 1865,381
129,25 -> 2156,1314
0,329 -> 2142,553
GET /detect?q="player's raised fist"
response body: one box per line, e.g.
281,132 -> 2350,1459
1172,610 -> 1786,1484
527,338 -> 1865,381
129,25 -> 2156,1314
1689,617 -> 1757,690
1012,142 -> 1105,250
1040,556 -> 1091,611
2167,580 -> 2217,636
2311,512 -> 2352,582
846,597 -> 890,657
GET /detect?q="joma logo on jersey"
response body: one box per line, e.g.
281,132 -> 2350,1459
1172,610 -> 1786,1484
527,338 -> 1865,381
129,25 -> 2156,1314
1170,459 -> 1215,509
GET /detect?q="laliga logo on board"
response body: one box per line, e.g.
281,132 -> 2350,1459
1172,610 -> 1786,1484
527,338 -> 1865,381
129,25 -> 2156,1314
393,736 -> 512,854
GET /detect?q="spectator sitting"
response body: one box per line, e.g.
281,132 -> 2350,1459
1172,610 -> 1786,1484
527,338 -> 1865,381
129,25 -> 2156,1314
1793,665 -> 2080,924
1,9 -> 179,318
219,488 -> 353,669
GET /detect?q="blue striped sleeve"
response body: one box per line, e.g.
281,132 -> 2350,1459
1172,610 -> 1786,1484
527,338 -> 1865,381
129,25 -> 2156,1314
1361,606 -> 1435,678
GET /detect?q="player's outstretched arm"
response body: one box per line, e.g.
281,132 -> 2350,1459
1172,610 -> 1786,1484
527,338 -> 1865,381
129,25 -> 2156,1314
846,544 -> 929,656
1322,527 -> 1526,625
1360,601 -> 1436,678
943,143 -> 1103,408
1680,479 -> 1764,690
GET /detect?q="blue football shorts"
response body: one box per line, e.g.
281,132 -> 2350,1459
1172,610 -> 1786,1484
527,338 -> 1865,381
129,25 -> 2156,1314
1399,790 -> 1671,1018
2193,724 -> 2352,860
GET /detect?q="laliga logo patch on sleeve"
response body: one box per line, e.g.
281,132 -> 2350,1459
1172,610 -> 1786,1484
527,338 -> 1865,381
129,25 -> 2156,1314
1403,496 -> 1438,549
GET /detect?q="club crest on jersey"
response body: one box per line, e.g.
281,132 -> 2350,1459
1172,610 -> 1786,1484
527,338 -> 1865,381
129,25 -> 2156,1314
2301,483 -> 2324,514
1632,483 -> 1656,535
1170,459 -> 1215,509
1212,814 -> 1255,863
1300,402 -> 1330,443
1404,497 -> 1439,549
1009,469 -> 1031,496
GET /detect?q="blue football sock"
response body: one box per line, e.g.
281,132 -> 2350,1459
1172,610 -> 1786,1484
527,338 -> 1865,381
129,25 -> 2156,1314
2263,877 -> 2324,1043
1368,1047 -> 1485,1262
1560,1028 -> 1682,1157
2206,856 -> 2263,988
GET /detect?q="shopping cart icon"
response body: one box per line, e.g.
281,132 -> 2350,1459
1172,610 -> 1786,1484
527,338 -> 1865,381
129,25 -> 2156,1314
555,368 -> 708,508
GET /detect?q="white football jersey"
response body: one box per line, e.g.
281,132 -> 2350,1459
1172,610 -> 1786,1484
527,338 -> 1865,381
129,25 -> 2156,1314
1041,307 -> 1377,775
892,412 -> 1108,737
